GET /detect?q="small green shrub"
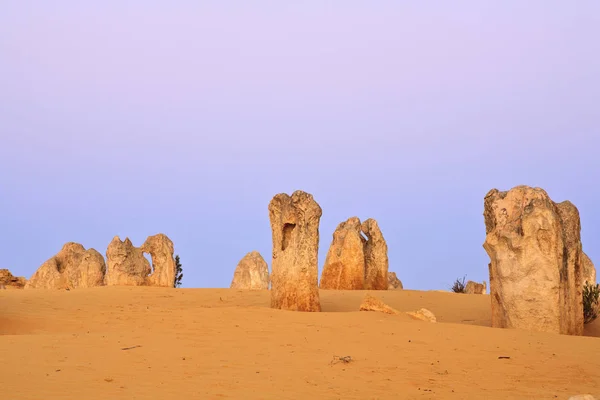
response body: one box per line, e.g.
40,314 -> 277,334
451,275 -> 467,293
583,281 -> 600,324
174,255 -> 183,288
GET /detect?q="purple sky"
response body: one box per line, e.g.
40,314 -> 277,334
1,2 -> 599,290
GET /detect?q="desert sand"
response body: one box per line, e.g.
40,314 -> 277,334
1,287 -> 599,399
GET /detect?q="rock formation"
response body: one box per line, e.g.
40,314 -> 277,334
268,190 -> 322,312
105,236 -> 151,286
406,308 -> 437,322
25,243 -> 106,289
483,186 -> 584,335
362,219 -> 389,290
140,234 -> 177,287
359,294 -> 399,314
388,272 -> 403,289
230,251 -> 270,290
320,217 -> 366,290
465,280 -> 486,294
0,269 -> 26,289
582,252 -> 596,285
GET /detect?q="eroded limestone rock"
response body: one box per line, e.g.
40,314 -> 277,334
483,186 -> 584,335
269,190 -> 322,312
388,272 -> 403,290
104,237 -> 151,286
362,219 -> 389,290
320,217 -> 366,290
465,280 -> 487,294
406,308 -> 437,322
141,233 -> 176,287
230,251 -> 270,290
26,243 -> 106,289
359,294 -> 399,314
0,269 -> 26,289
582,252 -> 596,285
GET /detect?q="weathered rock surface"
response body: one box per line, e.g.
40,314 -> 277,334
269,190 -> 322,312
406,308 -> 437,322
358,294 -> 399,314
388,271 -> 403,290
230,251 -> 270,290
141,234 -> 176,287
25,243 -> 106,289
582,252 -> 596,285
104,237 -> 151,286
465,280 -> 487,294
0,269 -> 26,289
483,186 -> 584,335
320,217 -> 366,290
362,219 -> 389,290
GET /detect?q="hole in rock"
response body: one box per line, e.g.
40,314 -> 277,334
143,252 -> 154,274
282,223 -> 296,251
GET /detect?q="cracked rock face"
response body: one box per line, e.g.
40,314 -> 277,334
230,251 -> 270,290
362,219 -> 389,291
483,185 -> 584,335
320,217 -> 366,290
26,243 -> 106,289
268,190 -> 322,312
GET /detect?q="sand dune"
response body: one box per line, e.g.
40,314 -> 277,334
1,287 -> 599,399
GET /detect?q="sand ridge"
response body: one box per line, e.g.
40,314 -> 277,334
1,287 -> 599,399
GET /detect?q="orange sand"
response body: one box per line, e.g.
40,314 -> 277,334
1,287 -> 599,399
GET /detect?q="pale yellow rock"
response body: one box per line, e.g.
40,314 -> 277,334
25,243 -> 106,289
230,251 -> 269,290
105,234 -> 177,287
104,237 -> 151,286
465,280 -> 486,294
406,308 -> 437,322
320,217 -> 365,290
358,293 -> 399,314
141,233 -> 177,287
362,218 -> 389,290
269,190 -> 322,312
483,186 -> 584,335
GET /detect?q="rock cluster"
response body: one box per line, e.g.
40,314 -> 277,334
483,186 -> 585,335
269,190 -> 322,312
230,251 -> 270,290
25,243 -> 106,289
0,269 -> 27,289
320,217 -> 389,290
25,234 -> 177,289
465,280 -> 486,295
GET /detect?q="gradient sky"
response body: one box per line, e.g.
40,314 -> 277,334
1,2 -> 599,290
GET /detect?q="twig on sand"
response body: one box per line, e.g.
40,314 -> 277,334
121,345 -> 142,351
330,355 -> 353,366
